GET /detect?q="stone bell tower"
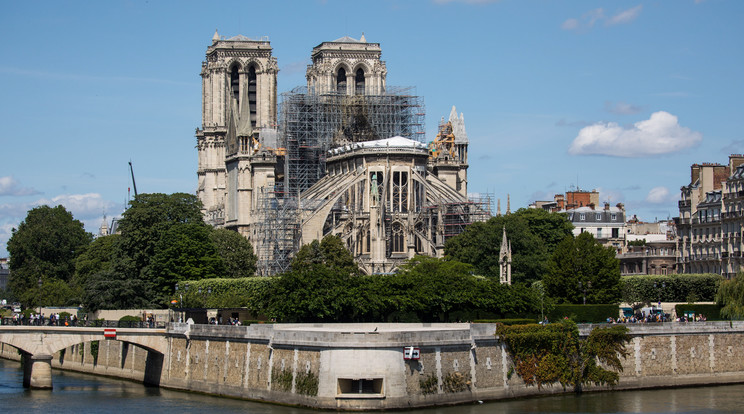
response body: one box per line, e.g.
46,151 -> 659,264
305,34 -> 387,96
196,30 -> 278,224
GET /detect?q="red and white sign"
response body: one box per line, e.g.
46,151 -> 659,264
103,328 -> 117,339
404,346 -> 420,360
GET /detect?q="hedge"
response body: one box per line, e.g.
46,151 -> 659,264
621,274 -> 722,304
675,304 -> 722,321
473,318 -> 536,325
177,277 -> 273,312
547,304 -> 619,323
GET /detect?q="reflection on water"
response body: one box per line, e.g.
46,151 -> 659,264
1,358 -> 742,413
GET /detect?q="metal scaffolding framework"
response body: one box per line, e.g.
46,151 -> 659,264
280,86 -> 426,196
255,187 -> 299,276
255,86 -> 491,275
439,193 -> 493,239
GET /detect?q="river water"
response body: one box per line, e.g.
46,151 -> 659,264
0,358 -> 740,413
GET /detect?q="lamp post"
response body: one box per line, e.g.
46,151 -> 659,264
579,281 -> 591,305
37,277 -> 42,316
174,283 -> 189,322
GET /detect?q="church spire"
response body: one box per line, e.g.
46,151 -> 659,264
499,226 -> 512,285
506,194 -> 511,215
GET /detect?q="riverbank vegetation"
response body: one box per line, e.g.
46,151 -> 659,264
496,320 -> 630,393
9,192 -> 736,324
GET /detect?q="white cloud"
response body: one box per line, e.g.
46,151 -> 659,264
604,101 -> 643,115
0,176 -> 40,196
606,5 -> 642,26
568,111 -> 703,157
35,193 -> 118,221
0,222 -> 14,257
646,187 -> 671,204
561,18 -> 579,31
0,193 -> 121,256
562,5 -> 641,31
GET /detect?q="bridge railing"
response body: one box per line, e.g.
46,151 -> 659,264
0,318 -> 165,329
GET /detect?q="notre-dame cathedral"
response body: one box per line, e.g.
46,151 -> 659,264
196,32 -> 490,275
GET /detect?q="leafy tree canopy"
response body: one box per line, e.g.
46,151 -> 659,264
210,228 -> 258,278
291,235 -> 360,275
716,271 -> 744,319
543,232 -> 621,304
8,205 -> 92,307
116,192 -> 204,272
148,222 -> 225,305
83,193 -> 209,310
445,208 -> 573,284
73,234 -> 119,290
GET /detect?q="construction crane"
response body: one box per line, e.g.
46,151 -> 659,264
129,161 -> 138,197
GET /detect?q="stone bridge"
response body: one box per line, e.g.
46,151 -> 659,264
0,326 -> 169,389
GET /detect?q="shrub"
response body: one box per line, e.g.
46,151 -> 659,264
621,274 -> 722,305
176,277 -> 273,312
547,304 -> 619,323
675,304 -> 722,320
473,319 -> 535,325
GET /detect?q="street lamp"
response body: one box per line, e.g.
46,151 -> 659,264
579,281 -> 591,305
174,283 -> 189,322
37,277 -> 42,315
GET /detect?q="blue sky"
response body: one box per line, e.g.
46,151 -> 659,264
1,0 -> 742,256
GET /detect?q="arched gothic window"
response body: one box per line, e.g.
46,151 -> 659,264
247,65 -> 257,127
355,68 -> 365,95
230,65 -> 240,105
336,67 -> 347,94
392,223 -> 405,253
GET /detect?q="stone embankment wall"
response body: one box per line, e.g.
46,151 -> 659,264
3,322 -> 744,410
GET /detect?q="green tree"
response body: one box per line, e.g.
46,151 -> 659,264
83,269 -> 152,311
8,205 -> 92,307
268,235 -> 361,322
82,193 -> 207,309
543,232 -> 621,304
209,228 -> 258,278
73,234 -> 118,291
716,271 -> 744,319
116,193 -> 204,274
291,235 -> 360,275
148,222 -> 225,304
445,208 -> 573,284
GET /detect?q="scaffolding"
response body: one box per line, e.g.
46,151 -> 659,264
280,86 -> 425,196
255,187 -> 300,276
256,86 -> 494,275
440,193 -> 492,239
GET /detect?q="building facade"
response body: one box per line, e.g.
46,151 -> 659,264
530,189 -> 625,251
196,33 -> 489,275
676,155 -> 744,277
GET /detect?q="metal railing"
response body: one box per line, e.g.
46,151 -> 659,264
0,318 -> 165,328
